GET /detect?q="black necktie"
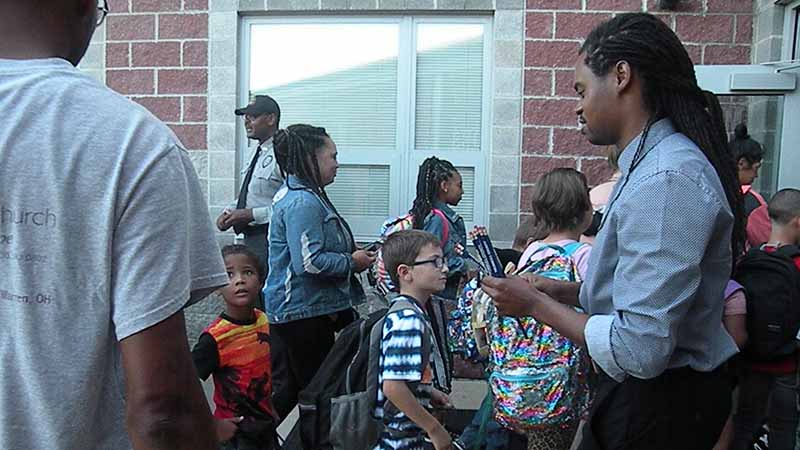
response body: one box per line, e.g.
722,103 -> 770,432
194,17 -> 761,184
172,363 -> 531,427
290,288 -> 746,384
234,145 -> 262,233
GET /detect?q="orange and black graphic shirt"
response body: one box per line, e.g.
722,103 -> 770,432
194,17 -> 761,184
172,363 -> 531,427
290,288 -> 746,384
192,309 -> 273,420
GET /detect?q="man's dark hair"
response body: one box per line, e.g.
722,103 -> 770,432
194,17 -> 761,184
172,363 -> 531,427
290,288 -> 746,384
730,123 -> 764,165
221,244 -> 264,279
530,168 -> 591,232
383,230 -> 441,289
768,189 -> 800,226
410,157 -> 458,229
581,12 -> 745,260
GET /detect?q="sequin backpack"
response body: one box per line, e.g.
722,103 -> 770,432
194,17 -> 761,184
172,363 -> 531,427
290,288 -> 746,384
447,277 -> 490,363
487,242 -> 591,432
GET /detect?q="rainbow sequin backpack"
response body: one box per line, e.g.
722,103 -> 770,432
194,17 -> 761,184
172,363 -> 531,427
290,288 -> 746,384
448,277 -> 491,363
488,242 -> 591,432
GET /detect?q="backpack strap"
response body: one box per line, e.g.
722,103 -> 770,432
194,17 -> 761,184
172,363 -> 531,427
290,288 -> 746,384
561,241 -> 587,256
430,208 -> 450,248
369,297 -> 447,410
388,298 -> 447,390
523,241 -> 585,265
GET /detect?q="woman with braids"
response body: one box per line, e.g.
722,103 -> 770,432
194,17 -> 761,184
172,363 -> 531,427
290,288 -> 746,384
410,156 -> 468,300
481,13 -> 744,450
730,123 -> 771,248
264,124 -> 376,420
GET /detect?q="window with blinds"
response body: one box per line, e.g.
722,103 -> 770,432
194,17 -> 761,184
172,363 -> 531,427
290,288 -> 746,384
243,17 -> 490,240
415,24 -> 484,152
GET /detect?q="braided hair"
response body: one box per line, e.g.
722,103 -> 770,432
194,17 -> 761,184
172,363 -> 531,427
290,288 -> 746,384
273,124 -> 334,205
410,156 -> 457,229
581,12 -> 746,262
273,124 -> 356,249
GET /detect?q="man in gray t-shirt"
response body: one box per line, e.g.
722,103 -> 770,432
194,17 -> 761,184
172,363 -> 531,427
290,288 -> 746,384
0,2 -> 227,450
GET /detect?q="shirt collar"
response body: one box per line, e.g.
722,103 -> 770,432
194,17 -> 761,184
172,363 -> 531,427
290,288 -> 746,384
286,174 -> 313,189
432,200 -> 459,221
618,118 -> 676,176
258,136 -> 273,149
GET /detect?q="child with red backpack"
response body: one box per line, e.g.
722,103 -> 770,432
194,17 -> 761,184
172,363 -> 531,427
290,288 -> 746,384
732,188 -> 800,450
411,157 -> 469,300
374,157 -> 467,300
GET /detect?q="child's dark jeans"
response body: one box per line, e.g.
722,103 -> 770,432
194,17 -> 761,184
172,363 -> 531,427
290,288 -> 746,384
732,367 -> 800,450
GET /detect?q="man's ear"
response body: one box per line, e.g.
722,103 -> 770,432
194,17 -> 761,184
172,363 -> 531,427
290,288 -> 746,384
266,113 -> 277,127
613,60 -> 633,94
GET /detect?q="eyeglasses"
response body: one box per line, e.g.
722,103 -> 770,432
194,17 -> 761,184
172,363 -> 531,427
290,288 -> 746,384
96,0 -> 109,27
412,256 -> 447,269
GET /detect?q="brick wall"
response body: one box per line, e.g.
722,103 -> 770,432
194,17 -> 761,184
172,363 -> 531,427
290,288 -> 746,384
105,0 -> 210,152
520,0 -> 754,214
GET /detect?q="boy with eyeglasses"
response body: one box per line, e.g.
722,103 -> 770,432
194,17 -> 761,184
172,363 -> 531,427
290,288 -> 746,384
375,230 -> 454,450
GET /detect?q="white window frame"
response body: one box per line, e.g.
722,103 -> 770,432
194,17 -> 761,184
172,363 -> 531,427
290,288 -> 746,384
238,16 -> 493,241
695,0 -> 800,191
782,0 -> 800,61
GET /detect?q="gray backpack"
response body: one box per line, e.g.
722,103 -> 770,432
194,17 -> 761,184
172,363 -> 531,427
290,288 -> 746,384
329,297 -> 445,450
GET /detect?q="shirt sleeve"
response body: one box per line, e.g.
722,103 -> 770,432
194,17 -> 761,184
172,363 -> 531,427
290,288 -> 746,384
284,194 -> 352,278
192,332 -> 220,380
724,289 -> 747,316
251,206 -> 272,225
583,170 -> 725,381
381,310 -> 426,382
111,146 -> 228,340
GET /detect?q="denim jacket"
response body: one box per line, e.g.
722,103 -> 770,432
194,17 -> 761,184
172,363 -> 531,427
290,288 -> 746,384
264,176 -> 365,323
424,200 -> 468,277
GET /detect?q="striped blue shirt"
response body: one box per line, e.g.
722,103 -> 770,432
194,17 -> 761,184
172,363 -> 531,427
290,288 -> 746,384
580,119 -> 739,382
374,297 -> 434,450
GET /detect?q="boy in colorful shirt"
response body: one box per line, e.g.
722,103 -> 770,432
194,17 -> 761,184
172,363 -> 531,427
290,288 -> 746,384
376,230 -> 454,450
192,245 -> 277,450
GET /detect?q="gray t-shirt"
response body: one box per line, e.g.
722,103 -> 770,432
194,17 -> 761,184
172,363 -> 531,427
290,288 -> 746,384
0,58 -> 228,450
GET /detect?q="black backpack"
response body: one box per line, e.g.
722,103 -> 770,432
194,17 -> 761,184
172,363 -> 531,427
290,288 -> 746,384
734,244 -> 800,361
297,298 -> 446,450
296,308 -> 386,450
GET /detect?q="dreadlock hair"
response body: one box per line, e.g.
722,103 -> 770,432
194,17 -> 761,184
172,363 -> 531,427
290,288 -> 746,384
273,124 -> 334,204
273,124 -> 357,250
581,12 -> 746,263
730,123 -> 764,166
410,156 -> 458,229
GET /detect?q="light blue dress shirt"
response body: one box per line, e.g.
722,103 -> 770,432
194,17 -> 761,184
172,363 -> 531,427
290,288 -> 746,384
580,119 -> 739,382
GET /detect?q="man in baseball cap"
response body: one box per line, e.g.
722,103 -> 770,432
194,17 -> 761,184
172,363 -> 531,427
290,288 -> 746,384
234,94 -> 281,119
217,95 -> 284,306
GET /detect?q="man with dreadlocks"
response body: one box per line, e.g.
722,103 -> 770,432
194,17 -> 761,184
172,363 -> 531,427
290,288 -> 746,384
264,124 -> 376,420
482,13 -> 744,450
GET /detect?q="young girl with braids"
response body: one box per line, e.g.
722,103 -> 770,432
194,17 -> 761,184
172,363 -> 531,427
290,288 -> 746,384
264,124 -> 376,420
410,156 -> 469,300
482,13 -> 744,450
